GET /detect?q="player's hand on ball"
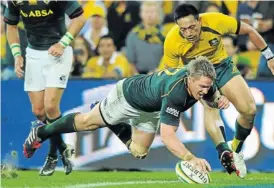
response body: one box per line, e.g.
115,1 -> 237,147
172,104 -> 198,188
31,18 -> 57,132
14,55 -> 24,78
48,43 -> 65,57
267,58 -> 274,75
217,96 -> 230,109
189,157 -> 212,173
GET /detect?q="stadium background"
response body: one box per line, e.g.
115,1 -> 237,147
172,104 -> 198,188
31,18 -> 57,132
1,0 -> 274,177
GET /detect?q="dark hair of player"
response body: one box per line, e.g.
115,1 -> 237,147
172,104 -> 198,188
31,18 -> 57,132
174,4 -> 199,23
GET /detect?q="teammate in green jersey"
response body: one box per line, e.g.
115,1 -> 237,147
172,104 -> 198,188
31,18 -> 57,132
4,0 -> 86,176
23,56 -> 243,174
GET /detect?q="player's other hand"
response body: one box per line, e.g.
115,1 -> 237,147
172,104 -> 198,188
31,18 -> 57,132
48,43 -> 65,57
189,157 -> 212,173
217,95 -> 230,109
267,58 -> 274,75
14,55 -> 24,78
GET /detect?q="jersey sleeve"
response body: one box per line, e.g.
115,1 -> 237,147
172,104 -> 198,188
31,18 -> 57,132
160,96 -> 181,127
209,13 -> 241,35
163,30 -> 180,68
3,2 -> 20,25
59,1 -> 83,19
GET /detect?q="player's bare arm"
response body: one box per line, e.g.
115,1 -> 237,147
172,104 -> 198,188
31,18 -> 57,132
160,123 -> 211,172
6,25 -> 24,78
238,22 -> 274,75
48,14 -> 86,57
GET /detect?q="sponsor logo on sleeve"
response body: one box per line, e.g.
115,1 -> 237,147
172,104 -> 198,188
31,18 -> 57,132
166,107 -> 180,117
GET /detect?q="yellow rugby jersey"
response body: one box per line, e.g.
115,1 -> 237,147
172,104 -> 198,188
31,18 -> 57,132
164,13 -> 240,67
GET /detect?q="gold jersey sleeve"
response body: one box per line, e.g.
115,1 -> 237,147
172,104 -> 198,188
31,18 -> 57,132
201,13 -> 240,35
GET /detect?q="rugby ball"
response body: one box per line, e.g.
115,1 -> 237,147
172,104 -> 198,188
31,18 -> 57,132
175,160 -> 211,184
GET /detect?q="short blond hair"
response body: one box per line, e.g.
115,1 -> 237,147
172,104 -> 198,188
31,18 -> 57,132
186,56 -> 216,81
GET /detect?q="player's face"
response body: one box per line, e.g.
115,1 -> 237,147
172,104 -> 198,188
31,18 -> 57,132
98,38 -> 116,60
188,76 -> 213,100
177,15 -> 201,43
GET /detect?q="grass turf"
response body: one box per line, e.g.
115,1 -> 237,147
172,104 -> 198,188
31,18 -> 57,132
1,171 -> 274,188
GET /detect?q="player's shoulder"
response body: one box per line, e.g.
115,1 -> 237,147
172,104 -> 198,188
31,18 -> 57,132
200,12 -> 231,27
165,25 -> 180,40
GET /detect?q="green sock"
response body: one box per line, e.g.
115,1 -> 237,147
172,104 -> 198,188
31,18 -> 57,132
47,115 -> 67,156
38,113 -> 78,142
232,120 -> 252,153
216,142 -> 231,158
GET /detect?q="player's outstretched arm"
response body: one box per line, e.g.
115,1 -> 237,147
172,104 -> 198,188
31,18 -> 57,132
160,123 -> 211,172
238,22 -> 274,75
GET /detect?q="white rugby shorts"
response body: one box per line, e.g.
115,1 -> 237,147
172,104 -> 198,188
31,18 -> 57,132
24,46 -> 73,91
99,79 -> 160,133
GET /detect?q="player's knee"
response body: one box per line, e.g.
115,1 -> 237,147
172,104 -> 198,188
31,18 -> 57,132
240,102 -> 257,119
128,141 -> 149,159
32,106 -> 45,119
44,102 -> 59,117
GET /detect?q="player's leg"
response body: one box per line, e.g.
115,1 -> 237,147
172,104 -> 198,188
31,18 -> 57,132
201,101 -> 229,154
44,88 -> 66,155
90,101 -> 132,146
24,47 -> 46,122
23,103 -> 107,157
128,126 -> 156,159
28,91 -> 46,122
24,47 -> 55,175
220,75 -> 256,152
126,111 -> 159,159
212,60 -> 252,178
42,46 -> 74,175
40,87 -> 69,176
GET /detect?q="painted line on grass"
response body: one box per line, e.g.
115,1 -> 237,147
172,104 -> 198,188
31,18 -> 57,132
64,180 -> 181,188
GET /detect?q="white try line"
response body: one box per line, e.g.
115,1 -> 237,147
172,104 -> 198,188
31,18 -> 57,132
63,180 -> 181,188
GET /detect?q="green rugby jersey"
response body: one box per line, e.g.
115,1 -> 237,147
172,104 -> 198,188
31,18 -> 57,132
4,1 -> 83,50
123,68 -> 215,126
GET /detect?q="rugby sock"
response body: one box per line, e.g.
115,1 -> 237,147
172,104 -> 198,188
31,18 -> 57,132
232,121 -> 252,153
38,113 -> 78,142
47,115 -> 67,156
216,142 -> 231,158
216,120 -> 227,141
41,119 -> 58,158
108,123 -> 132,145
219,125 -> 227,142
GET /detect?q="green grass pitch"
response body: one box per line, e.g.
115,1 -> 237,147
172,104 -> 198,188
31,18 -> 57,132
1,170 -> 274,188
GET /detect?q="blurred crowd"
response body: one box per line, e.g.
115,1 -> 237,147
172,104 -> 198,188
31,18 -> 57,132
1,0 -> 274,80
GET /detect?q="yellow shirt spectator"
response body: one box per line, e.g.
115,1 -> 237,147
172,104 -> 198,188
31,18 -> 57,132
82,52 -> 132,79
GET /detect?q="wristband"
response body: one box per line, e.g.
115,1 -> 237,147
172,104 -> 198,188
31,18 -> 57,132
58,32 -> 74,48
261,46 -> 274,60
10,43 -> 21,58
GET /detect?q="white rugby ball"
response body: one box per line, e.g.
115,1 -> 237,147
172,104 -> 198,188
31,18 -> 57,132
175,160 -> 211,184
